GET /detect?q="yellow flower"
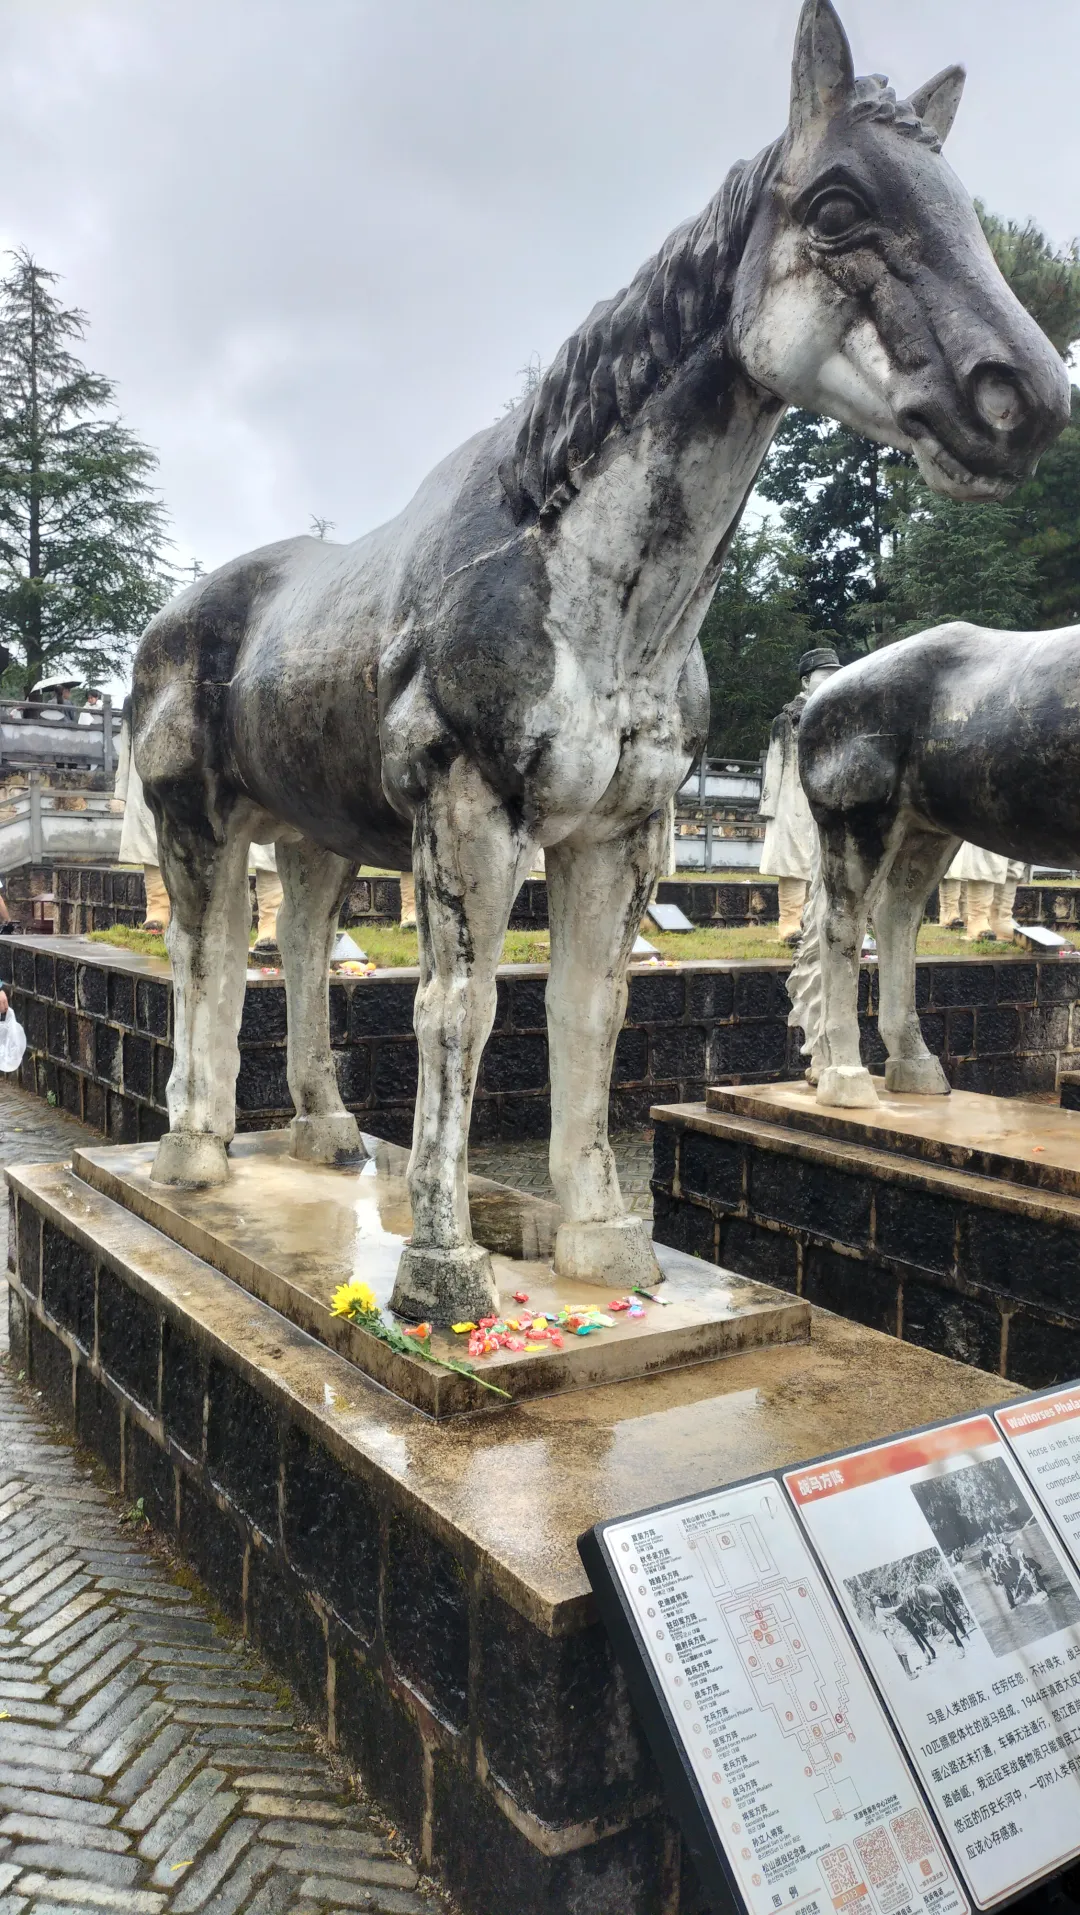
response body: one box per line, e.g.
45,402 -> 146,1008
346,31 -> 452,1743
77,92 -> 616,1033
331,1279 -> 379,1319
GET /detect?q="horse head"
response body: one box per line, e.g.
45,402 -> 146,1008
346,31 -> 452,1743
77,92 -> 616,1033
729,0 -> 1069,499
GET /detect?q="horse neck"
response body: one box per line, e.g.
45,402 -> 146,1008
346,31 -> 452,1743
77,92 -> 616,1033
550,362 -> 784,683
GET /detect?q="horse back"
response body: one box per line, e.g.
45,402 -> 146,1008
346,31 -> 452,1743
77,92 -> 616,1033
799,623 -> 1080,863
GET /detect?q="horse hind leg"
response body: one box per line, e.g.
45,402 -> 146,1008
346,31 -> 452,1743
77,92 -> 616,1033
275,837 -> 365,1165
151,806 -> 253,1187
391,758 -> 533,1324
876,827 -> 954,1096
545,811 -> 668,1285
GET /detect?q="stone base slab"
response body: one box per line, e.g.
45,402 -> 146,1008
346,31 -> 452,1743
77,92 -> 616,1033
73,1131 -> 809,1416
708,1078 -> 1080,1197
654,1088 -> 1080,1388
5,1156 -> 1019,1915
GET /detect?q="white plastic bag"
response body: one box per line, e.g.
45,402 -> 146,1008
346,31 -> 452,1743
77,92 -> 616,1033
0,1008 -> 27,1073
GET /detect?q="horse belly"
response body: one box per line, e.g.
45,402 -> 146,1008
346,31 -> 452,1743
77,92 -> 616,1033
227,656 -> 411,868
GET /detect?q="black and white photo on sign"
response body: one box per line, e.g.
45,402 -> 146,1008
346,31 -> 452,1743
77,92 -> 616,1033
842,1547 -> 975,1682
910,1457 -> 1080,1657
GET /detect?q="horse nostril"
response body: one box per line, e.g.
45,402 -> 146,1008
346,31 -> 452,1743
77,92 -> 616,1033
972,369 -> 1026,433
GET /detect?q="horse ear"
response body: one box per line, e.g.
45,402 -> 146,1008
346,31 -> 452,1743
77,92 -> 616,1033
790,0 -> 856,136
908,65 -> 966,144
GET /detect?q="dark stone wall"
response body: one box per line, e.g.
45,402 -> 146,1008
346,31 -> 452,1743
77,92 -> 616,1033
652,1110 -> 1080,1391
52,864 -> 551,934
4,939 -> 1078,1145
8,1184 -> 699,1915
5,939 -> 1080,1146
47,861 -> 1080,935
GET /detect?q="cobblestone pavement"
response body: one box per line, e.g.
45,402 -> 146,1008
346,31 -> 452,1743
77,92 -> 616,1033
0,1083 -> 96,1171
0,1078 -> 454,1915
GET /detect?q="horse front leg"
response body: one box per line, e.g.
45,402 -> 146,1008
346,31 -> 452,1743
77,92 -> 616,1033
389,760 -> 532,1325
151,812 -> 253,1186
876,827 -> 954,1095
275,837 -> 366,1164
816,825 -> 881,1110
545,812 -> 667,1287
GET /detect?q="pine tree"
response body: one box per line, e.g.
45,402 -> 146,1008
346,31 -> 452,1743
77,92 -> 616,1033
0,251 -> 172,688
696,524 -> 809,757
755,207 -> 1080,651
976,207 -> 1080,356
886,497 -> 1038,635
755,414 -> 915,649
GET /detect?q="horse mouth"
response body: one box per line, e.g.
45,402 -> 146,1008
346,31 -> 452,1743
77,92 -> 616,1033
909,433 -> 1017,503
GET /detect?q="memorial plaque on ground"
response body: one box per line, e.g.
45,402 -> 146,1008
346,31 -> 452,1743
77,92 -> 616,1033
646,900 -> 695,933
787,1418 -> 1080,1907
579,1484 -> 968,1915
996,1388 -> 1080,1573
583,1386 -> 1080,1915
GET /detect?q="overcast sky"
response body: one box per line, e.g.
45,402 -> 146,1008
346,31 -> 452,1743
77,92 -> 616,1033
0,0 -> 1076,579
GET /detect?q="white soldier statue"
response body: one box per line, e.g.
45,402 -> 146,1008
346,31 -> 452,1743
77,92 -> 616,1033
759,646 -> 841,941
938,847 -> 1026,941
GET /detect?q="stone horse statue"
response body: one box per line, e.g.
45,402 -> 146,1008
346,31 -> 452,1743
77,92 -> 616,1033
789,622 -> 1080,1108
130,0 -> 1067,1323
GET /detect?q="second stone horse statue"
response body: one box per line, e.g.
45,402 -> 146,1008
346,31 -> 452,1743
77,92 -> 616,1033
130,0 -> 1067,1322
789,621 -> 1080,1109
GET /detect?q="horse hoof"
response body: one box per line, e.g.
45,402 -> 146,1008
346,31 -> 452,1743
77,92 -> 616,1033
816,1066 -> 879,1109
554,1216 -> 661,1288
390,1243 -> 499,1325
289,1112 -> 366,1167
885,1057 -> 951,1096
150,1130 -> 230,1188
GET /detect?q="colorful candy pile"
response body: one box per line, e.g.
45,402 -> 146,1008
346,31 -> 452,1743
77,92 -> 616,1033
450,1292 -> 647,1360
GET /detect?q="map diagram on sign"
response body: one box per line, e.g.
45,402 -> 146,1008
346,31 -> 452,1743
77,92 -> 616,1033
690,1496 -> 860,1825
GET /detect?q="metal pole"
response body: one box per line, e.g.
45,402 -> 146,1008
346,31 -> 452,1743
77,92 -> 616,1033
705,815 -> 714,872
28,768 -> 42,862
101,695 -> 114,781
698,753 -> 708,804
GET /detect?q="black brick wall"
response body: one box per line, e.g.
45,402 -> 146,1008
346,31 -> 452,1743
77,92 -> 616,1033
52,864 -> 551,934
9,1185 -> 698,1915
4,937 -> 1078,1145
46,862 -> 1080,937
652,1113 -> 1080,1391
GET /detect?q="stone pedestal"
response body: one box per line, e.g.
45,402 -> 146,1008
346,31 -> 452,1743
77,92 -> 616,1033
652,1081 -> 1080,1388
5,1137 -> 1024,1915
72,1130 -> 809,1415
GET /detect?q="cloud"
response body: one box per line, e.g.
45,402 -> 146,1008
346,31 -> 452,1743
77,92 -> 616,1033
0,0 -> 1074,579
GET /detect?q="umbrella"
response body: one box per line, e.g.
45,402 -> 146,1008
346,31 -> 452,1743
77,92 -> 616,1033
29,674 -> 81,695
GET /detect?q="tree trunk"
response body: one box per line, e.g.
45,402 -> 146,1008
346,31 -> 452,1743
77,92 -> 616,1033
25,266 -> 42,687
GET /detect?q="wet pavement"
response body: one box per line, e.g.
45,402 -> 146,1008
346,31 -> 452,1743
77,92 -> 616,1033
0,1077 -> 454,1914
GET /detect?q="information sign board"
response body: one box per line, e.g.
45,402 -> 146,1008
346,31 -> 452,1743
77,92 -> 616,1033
581,1478 -> 967,1915
995,1389 -> 1080,1571
785,1417 -> 1080,1908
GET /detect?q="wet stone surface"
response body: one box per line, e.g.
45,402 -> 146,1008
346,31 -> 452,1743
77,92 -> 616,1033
0,1075 -> 453,1915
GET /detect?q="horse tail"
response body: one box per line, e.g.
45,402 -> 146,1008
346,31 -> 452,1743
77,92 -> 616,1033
785,828 -> 825,1075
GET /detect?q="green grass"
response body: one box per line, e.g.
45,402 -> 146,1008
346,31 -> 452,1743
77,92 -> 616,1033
86,918 -> 1036,969
88,926 -> 169,957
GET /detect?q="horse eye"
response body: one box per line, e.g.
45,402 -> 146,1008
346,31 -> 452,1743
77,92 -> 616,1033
809,193 -> 863,240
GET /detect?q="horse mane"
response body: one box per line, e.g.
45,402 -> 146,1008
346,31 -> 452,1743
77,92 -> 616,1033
498,139 -> 783,521
499,77 -> 939,523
